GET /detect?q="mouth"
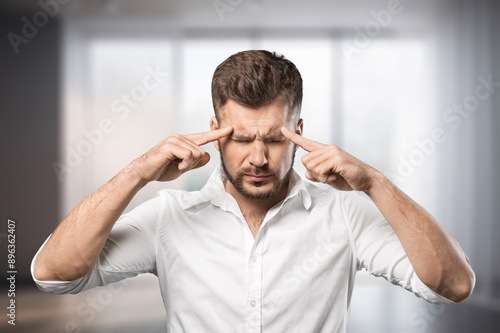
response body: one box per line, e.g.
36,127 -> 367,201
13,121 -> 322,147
244,174 -> 273,183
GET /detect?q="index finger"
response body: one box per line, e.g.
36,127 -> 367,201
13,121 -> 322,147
281,127 -> 325,152
187,126 -> 233,146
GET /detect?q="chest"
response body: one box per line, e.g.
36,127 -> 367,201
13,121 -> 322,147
155,206 -> 355,331
157,204 -> 354,293
242,209 -> 267,238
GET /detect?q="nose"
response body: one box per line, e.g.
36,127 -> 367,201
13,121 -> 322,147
248,140 -> 268,167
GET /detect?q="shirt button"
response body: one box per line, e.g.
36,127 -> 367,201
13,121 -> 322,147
251,256 -> 257,263
250,300 -> 257,307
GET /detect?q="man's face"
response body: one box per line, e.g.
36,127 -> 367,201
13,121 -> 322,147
211,99 -> 302,201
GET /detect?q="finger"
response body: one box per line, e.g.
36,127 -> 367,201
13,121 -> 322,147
165,144 -> 204,171
191,152 -> 211,170
168,134 -> 206,159
302,149 -> 335,171
187,126 -> 233,146
281,127 -> 325,152
174,143 -> 210,171
305,170 -> 319,182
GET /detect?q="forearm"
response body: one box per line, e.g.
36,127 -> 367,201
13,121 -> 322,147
33,165 -> 145,281
366,171 -> 475,302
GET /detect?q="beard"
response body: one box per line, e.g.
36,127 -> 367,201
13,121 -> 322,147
219,149 -> 296,200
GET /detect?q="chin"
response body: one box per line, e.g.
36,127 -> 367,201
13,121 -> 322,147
240,183 -> 281,200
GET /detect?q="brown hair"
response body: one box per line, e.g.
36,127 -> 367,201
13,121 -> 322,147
211,50 -> 303,120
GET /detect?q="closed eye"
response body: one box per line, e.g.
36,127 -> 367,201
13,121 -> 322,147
230,135 -> 285,144
231,137 -> 253,143
263,137 -> 286,144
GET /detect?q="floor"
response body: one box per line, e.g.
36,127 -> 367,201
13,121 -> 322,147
2,273 -> 499,333
1,275 -> 167,333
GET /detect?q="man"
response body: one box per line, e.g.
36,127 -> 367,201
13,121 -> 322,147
32,50 -> 475,332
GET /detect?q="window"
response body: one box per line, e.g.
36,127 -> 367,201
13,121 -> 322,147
62,38 -> 174,210
342,39 -> 438,209
62,27 -> 437,333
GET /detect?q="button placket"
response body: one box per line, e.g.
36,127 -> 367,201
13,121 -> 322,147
245,240 -> 263,333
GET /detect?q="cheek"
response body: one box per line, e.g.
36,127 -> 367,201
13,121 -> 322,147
221,142 -> 247,165
270,144 -> 295,167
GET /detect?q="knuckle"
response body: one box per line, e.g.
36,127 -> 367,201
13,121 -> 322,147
166,136 -> 179,145
194,149 -> 205,159
160,142 -> 175,155
169,133 -> 184,142
184,149 -> 195,159
331,155 -> 343,165
327,145 -> 339,154
325,146 -> 337,155
190,150 -> 199,159
313,165 -> 323,175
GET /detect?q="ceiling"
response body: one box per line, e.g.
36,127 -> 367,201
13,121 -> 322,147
0,0 -> 451,30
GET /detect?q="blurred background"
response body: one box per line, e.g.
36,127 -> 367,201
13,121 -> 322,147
1,0 -> 499,332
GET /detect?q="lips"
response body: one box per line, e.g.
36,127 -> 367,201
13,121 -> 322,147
245,174 -> 272,183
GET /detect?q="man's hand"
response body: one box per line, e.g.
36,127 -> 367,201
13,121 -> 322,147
281,127 -> 379,192
130,126 -> 233,184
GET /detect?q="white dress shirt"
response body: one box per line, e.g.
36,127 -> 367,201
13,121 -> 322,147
32,165 -> 452,333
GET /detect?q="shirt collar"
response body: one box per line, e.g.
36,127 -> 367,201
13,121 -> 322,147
179,164 -> 312,211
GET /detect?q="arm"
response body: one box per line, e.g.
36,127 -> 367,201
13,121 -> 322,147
282,127 -> 475,302
366,173 -> 474,302
33,127 -> 232,282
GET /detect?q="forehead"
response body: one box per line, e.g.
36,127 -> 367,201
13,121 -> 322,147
219,99 -> 291,136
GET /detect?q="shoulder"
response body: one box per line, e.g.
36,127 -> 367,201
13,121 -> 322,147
301,180 -> 379,219
118,188 -> 201,225
301,180 -> 345,208
157,188 -> 204,206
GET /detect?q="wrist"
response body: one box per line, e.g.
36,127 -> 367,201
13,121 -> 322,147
364,169 -> 391,198
118,164 -> 149,192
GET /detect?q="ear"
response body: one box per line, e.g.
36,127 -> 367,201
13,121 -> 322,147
296,118 -> 304,136
293,118 -> 304,152
210,116 -> 220,151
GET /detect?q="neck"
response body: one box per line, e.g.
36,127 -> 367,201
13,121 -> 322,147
225,180 -> 290,215
225,180 -> 290,238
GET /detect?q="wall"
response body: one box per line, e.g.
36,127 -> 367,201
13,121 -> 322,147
0,10 -> 60,285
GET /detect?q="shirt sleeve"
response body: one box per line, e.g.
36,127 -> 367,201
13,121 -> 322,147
31,196 -> 160,295
341,191 -> 455,304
